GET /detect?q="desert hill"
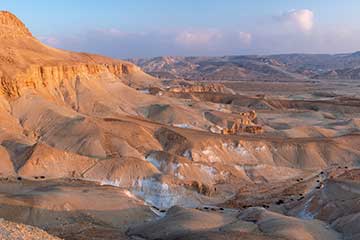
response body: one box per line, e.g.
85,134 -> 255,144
0,11 -> 358,240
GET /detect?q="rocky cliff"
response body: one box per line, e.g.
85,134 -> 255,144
0,63 -> 139,97
0,11 -> 150,99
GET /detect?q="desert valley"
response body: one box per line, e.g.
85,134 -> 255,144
0,9 -> 359,240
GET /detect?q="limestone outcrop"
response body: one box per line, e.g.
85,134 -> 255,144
206,110 -> 263,135
222,110 -> 263,134
221,121 -> 263,135
168,83 -> 226,93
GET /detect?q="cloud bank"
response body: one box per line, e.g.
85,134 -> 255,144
39,9 -> 360,58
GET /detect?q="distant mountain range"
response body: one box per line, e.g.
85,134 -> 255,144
130,52 -> 360,81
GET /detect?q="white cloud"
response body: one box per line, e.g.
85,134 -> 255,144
277,9 -> 314,32
238,32 -> 252,45
175,29 -> 222,46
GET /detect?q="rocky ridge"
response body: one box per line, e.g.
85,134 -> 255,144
130,54 -> 360,81
0,11 -> 32,38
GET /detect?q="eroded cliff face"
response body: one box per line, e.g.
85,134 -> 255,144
0,63 -> 140,98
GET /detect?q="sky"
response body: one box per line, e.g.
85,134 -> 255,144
2,0 -> 360,58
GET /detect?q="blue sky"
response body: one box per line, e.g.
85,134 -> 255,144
2,0 -> 360,58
